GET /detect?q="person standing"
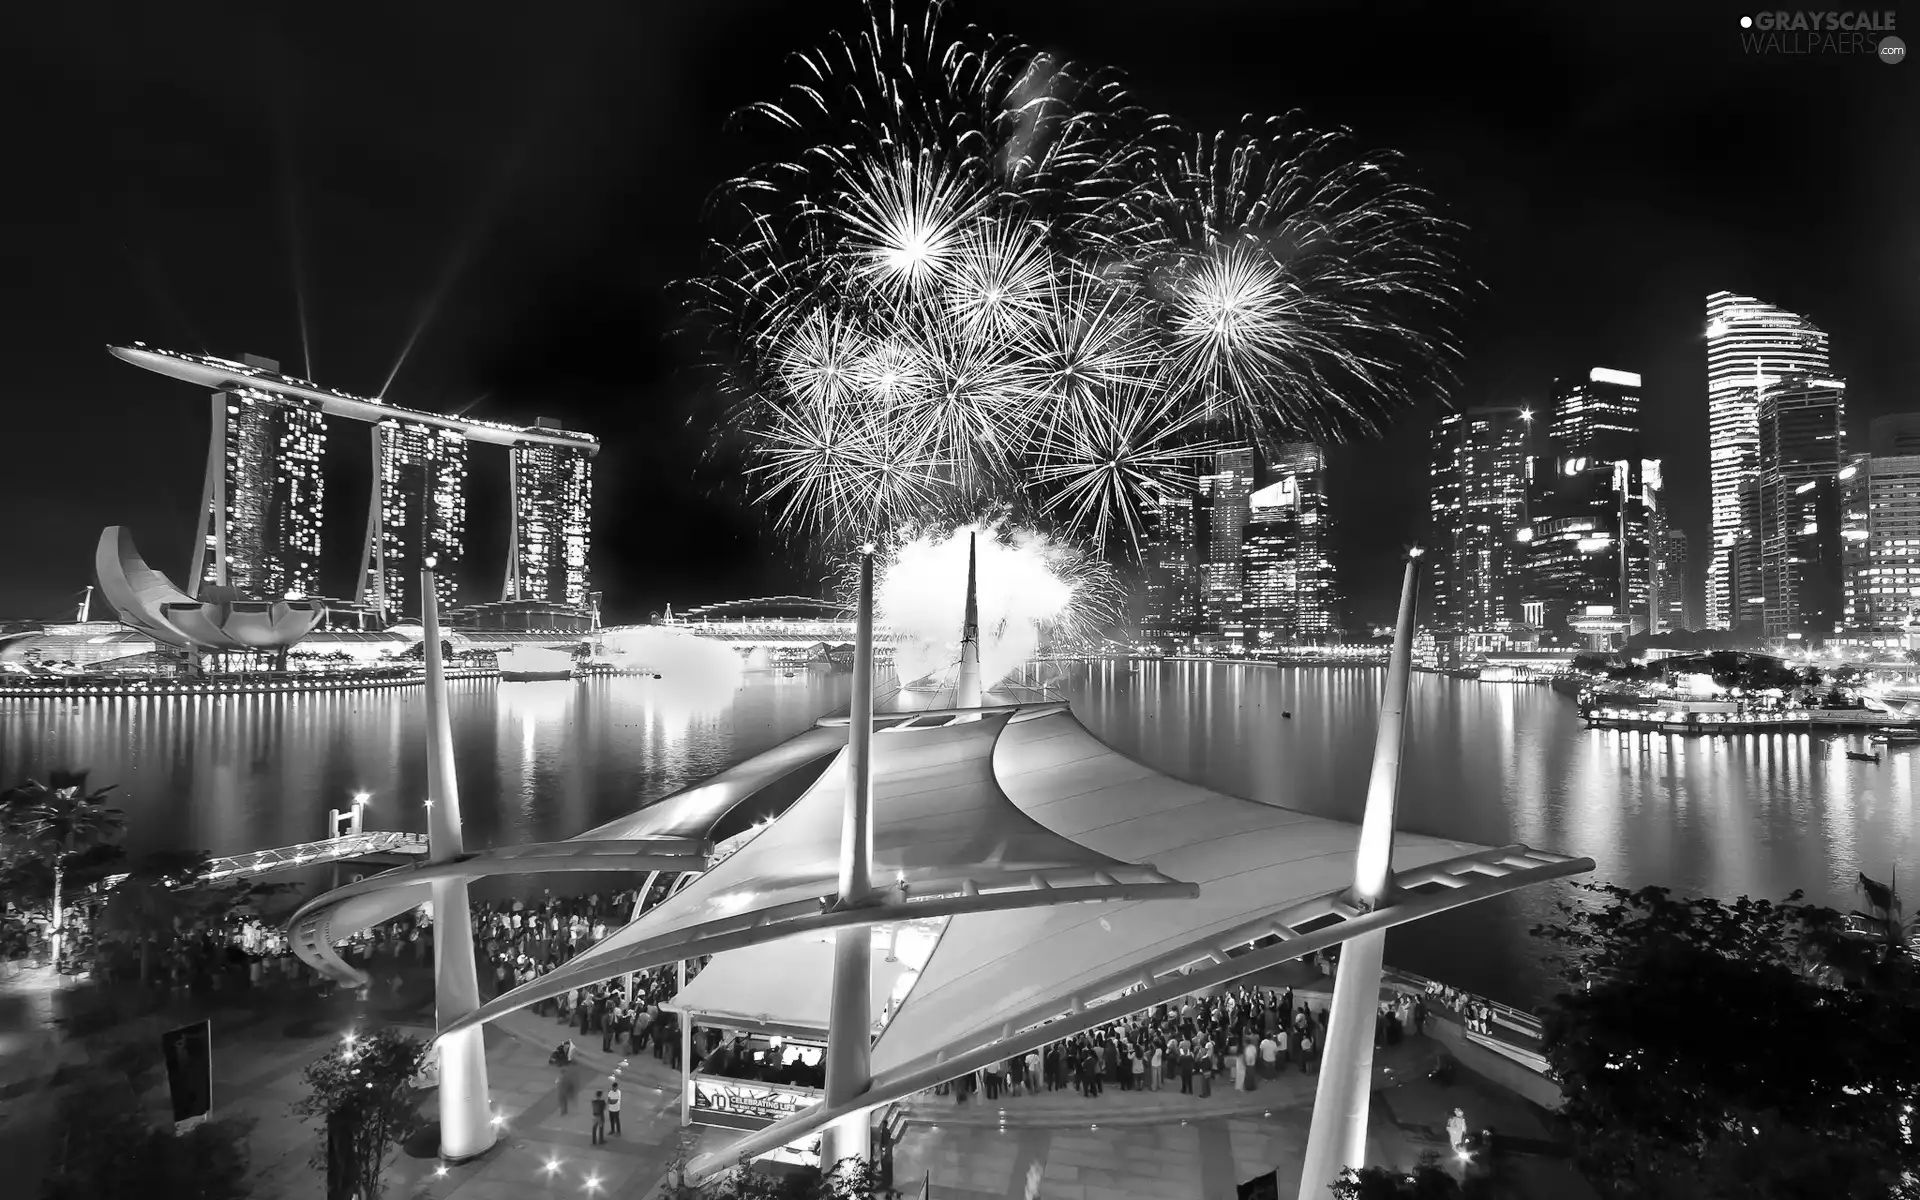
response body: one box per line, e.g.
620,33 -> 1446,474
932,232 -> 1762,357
606,1081 -> 622,1136
1446,1107 -> 1468,1153
590,1090 -> 606,1145
1025,1049 -> 1042,1097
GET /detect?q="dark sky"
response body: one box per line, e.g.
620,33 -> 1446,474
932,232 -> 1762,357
5,0 -> 1915,627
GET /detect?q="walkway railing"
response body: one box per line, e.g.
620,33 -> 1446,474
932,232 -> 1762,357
202,831 -> 430,881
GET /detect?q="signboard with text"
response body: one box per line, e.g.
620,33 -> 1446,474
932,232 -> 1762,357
688,1076 -> 819,1130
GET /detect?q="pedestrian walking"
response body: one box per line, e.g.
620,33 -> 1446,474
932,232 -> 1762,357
557,1064 -> 578,1114
590,1090 -> 606,1144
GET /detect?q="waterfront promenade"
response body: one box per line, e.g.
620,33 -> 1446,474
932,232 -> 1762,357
2,948 -> 1592,1200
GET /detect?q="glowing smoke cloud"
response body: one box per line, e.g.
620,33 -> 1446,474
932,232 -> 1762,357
594,626 -> 746,717
876,525 -> 1080,691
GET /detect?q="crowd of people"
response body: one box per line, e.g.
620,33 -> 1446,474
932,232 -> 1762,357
935,982 -> 1430,1104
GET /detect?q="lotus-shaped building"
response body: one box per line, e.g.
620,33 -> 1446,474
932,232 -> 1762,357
94,526 -> 325,654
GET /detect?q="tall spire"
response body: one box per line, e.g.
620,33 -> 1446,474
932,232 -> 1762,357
955,531 -> 982,710
422,562 -> 495,1162
1296,548 -> 1422,1199
822,547 -> 877,1170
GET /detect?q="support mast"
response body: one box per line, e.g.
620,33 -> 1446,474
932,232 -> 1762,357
1295,548 -> 1422,1199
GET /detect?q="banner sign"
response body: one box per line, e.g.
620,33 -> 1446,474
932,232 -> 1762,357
162,1020 -> 213,1133
688,1077 -> 818,1128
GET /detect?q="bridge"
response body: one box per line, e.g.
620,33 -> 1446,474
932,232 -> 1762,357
201,830 -> 430,882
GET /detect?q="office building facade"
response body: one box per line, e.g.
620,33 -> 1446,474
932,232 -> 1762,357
1239,444 -> 1335,647
1137,468 -> 1202,650
1705,292 -> 1831,628
1653,523 -> 1689,632
1549,368 -> 1643,463
1429,406 -> 1530,628
1198,445 -> 1256,645
1755,375 -> 1846,638
1842,448 -> 1920,631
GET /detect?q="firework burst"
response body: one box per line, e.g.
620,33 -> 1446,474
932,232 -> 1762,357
688,1 -> 1469,561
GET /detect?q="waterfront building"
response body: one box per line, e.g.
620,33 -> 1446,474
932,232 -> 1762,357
362,420 -> 469,619
1755,374 -> 1846,638
1198,445 -> 1256,648
1428,405 -> 1530,628
503,435 -> 595,608
1240,444 -> 1335,648
110,345 -> 600,624
1704,292 -> 1831,628
1138,468 -> 1202,652
187,355 -> 328,600
1842,438 -> 1920,632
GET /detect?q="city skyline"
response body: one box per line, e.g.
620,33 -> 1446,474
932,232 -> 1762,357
2,2 -> 1913,626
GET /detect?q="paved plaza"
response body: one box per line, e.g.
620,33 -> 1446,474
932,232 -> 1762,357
2,960 -> 1595,1200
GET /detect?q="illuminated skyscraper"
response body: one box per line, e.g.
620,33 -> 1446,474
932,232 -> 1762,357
1653,524 -> 1689,632
1705,292 -> 1831,627
1429,406 -> 1529,628
359,420 -> 469,619
1549,368 -> 1643,462
1842,440 -> 1920,631
114,345 -> 600,626
1138,467 -> 1201,650
1198,445 -> 1256,645
1240,444 -> 1335,647
188,356 -> 328,600
504,434 -> 594,607
1755,375 -> 1846,638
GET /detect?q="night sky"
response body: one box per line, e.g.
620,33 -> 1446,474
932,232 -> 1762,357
5,1 -> 1914,627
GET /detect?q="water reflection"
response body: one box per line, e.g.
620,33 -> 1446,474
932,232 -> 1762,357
1060,661 -> 1920,1005
0,673 -> 853,862
6,662 -> 1916,1006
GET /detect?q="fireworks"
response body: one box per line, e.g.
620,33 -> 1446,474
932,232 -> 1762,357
690,0 -> 1467,560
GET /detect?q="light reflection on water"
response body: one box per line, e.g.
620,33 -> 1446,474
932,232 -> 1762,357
1061,660 -> 1920,1005
4,662 -> 1915,1006
0,673 -> 852,863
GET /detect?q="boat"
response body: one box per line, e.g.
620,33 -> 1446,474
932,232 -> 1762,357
1870,727 -> 1920,745
1848,750 -> 1882,763
495,646 -> 575,682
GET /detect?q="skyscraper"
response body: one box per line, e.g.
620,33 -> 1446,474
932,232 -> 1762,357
1198,445 -> 1256,646
1138,468 -> 1201,650
188,361 -> 328,600
1240,444 -> 1335,647
1429,406 -> 1530,628
504,436 -> 594,607
359,419 -> 469,619
1549,368 -> 1643,462
1755,375 -> 1845,638
1842,446 -> 1920,631
1653,523 -> 1689,632
1705,292 -> 1831,627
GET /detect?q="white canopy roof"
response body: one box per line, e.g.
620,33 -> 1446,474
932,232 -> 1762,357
451,711 -> 1190,1028
866,711 -> 1481,1080
665,928 -> 914,1039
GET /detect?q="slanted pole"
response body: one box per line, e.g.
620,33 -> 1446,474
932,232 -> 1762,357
821,548 -> 877,1170
1295,549 -> 1422,1200
422,564 -> 495,1163
955,531 -> 983,710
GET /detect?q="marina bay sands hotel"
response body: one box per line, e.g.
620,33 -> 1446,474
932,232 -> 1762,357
110,345 -> 599,622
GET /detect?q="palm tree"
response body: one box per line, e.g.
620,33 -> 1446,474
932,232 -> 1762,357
1,771 -> 127,969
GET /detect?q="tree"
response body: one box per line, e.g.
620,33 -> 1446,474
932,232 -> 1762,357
293,1027 -> 427,1200
94,851 -> 219,986
1533,882 -> 1920,1199
40,1079 -> 252,1200
660,1153 -> 898,1200
1331,1159 -> 1466,1199
1,771 -> 127,967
